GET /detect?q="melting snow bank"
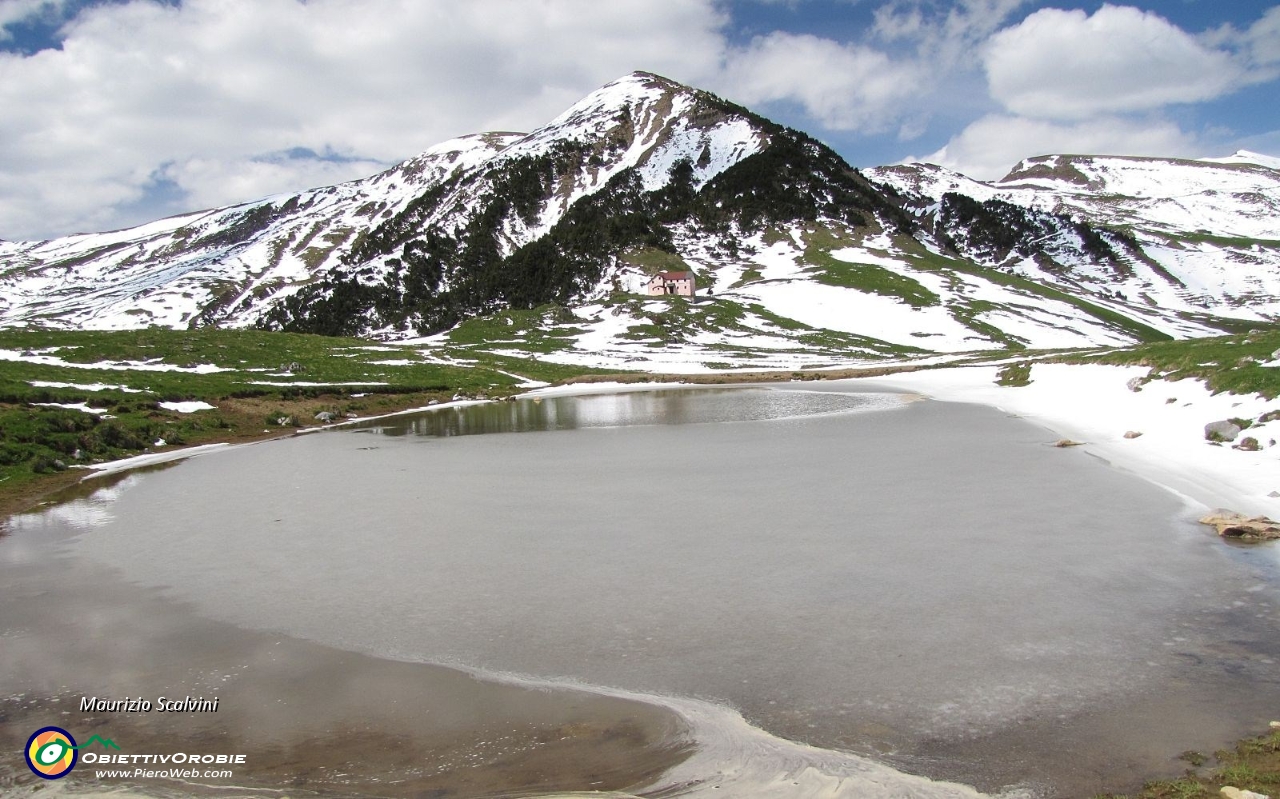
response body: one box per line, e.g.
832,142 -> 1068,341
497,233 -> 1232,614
632,694 -> 998,799
475,671 -> 1004,799
29,379 -> 146,393
0,348 -> 231,373
871,363 -> 1280,518
518,379 -> 698,399
84,443 -> 231,478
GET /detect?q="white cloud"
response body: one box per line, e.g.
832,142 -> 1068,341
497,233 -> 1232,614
2,0 -> 1276,242
984,5 -> 1245,120
914,114 -> 1200,180
1205,5 -> 1280,72
874,0 -> 1027,63
0,0 -> 728,240
161,156 -> 388,214
852,0 -> 1031,135
717,32 -> 924,133
872,3 -> 924,42
1244,6 -> 1280,67
938,0 -> 1029,51
932,5 -> 1280,181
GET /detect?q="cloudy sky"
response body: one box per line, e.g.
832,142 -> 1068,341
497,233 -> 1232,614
1,0 -> 1277,241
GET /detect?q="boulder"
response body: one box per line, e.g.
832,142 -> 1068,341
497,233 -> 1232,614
1053,439 -> 1084,448
1205,420 -> 1243,442
1126,377 -> 1144,392
1200,510 -> 1280,541
1236,437 -> 1261,452
1124,431 -> 1143,439
1221,788 -> 1269,799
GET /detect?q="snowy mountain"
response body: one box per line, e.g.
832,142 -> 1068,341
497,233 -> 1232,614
0,73 -> 1276,369
0,132 -> 518,331
867,153 -> 1280,326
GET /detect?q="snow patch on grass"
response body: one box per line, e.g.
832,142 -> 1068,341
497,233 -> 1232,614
28,380 -> 145,393
32,401 -> 111,414
158,401 -> 216,413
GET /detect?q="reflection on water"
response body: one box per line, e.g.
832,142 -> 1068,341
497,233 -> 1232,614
361,388 -> 902,438
3,464 -> 180,542
8,478 -> 134,533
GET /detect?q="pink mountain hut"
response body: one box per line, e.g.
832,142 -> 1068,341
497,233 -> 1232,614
646,270 -> 696,297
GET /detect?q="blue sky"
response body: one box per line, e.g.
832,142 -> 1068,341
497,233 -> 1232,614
725,1 -> 1280,167
0,0 -> 1277,240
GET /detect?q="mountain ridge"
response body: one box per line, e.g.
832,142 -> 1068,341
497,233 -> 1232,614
1,72 -> 1276,368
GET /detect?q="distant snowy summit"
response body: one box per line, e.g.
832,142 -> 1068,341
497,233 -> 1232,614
870,152 -> 1280,240
0,72 -> 1277,359
868,150 -> 1280,329
1201,150 -> 1280,171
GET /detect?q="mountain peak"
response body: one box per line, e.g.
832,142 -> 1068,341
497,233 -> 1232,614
535,71 -> 704,141
597,70 -> 693,97
491,70 -> 767,202
1199,150 -> 1280,171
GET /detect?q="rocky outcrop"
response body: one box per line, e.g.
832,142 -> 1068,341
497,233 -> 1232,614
1200,511 -> 1280,541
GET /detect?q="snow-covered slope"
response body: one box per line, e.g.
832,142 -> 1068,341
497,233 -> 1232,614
1,73 -> 1276,367
867,153 -> 1280,323
430,221 -> 1194,374
0,133 -> 518,330
0,72 -> 770,333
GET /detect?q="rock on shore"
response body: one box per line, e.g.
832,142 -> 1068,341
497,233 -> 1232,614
1200,511 -> 1280,541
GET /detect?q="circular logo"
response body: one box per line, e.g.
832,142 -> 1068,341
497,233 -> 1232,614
25,727 -> 77,779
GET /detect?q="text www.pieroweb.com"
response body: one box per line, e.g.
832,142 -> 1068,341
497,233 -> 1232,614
95,767 -> 234,779
83,752 -> 245,780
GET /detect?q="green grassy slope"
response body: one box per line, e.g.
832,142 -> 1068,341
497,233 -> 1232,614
0,327 -> 610,500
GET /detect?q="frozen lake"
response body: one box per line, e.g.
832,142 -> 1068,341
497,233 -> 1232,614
5,385 -> 1280,797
